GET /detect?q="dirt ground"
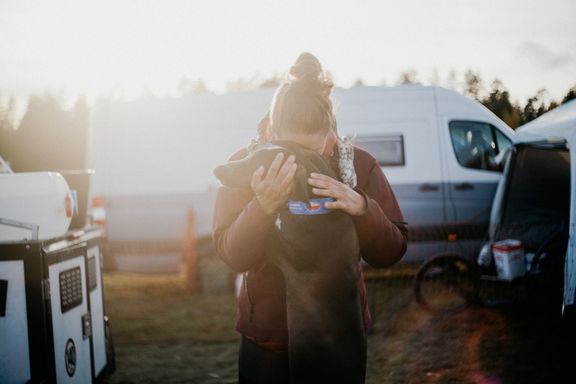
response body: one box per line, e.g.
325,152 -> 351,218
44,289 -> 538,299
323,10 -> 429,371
101,263 -> 575,384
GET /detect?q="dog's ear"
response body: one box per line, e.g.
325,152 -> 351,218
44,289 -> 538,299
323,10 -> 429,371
213,156 -> 254,188
214,146 -> 291,188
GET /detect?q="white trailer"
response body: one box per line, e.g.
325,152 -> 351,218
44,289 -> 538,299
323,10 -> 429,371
0,227 -> 114,383
0,158 -> 114,383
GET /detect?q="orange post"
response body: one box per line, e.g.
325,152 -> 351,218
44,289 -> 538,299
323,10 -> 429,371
91,196 -> 107,228
184,208 -> 199,292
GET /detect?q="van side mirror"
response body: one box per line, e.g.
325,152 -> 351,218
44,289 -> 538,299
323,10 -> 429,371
493,149 -> 511,173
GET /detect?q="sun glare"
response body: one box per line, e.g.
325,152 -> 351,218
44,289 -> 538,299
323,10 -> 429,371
0,0 -> 574,102
4,0 -> 288,98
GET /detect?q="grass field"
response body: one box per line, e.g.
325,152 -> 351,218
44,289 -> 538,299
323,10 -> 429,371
101,262 -> 575,384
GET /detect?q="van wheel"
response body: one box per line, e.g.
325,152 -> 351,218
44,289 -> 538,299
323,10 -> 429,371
414,253 -> 480,314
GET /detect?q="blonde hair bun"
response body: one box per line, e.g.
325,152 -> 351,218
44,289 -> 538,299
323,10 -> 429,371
290,52 -> 322,79
289,52 -> 333,95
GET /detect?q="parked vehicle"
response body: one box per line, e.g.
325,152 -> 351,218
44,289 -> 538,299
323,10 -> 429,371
88,85 -> 514,264
0,154 -> 115,382
413,99 -> 576,317
334,85 -> 515,262
0,166 -> 74,241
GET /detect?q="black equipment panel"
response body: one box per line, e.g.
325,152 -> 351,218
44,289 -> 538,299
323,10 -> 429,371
0,279 -> 7,317
59,267 -> 83,313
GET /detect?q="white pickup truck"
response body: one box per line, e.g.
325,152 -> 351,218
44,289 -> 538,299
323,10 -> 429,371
0,155 -> 75,242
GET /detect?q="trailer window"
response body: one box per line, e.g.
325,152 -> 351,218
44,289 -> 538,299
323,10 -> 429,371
449,121 -> 509,172
353,135 -> 405,166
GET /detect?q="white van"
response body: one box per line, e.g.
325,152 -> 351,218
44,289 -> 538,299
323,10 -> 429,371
89,85 -> 514,264
333,85 -> 515,262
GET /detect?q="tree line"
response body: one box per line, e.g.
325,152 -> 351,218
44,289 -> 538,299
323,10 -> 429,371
182,70 -> 576,130
455,71 -> 575,129
0,94 -> 89,171
1,71 -> 574,171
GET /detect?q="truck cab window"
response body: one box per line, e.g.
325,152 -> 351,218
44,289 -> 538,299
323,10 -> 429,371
449,121 -> 509,172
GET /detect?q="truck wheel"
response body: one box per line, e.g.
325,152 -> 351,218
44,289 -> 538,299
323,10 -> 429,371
414,253 -> 480,314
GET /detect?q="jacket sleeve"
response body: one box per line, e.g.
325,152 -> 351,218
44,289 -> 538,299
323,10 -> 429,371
212,185 -> 276,272
353,156 -> 408,268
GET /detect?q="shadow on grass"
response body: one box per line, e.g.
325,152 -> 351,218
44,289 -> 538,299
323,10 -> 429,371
103,266 -> 574,383
366,275 -> 575,384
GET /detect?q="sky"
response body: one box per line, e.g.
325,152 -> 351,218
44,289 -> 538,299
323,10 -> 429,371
0,0 -> 575,106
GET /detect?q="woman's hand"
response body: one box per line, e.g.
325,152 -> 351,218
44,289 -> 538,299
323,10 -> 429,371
308,173 -> 367,216
251,153 -> 297,214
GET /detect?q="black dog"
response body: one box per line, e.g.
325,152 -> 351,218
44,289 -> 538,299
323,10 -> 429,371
215,141 -> 366,383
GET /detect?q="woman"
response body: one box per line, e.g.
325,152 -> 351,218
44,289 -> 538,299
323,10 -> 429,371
213,52 -> 408,383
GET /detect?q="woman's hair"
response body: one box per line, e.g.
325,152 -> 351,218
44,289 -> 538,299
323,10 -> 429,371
269,52 -> 336,137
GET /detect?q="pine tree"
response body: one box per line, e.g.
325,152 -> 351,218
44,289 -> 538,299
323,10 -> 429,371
481,79 -> 521,128
561,86 -> 576,104
463,70 -> 483,101
521,89 -> 555,125
397,70 -> 419,85
5,93 -> 90,172
0,96 -> 16,165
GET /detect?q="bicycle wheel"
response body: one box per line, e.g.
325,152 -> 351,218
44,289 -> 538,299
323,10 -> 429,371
414,253 -> 480,314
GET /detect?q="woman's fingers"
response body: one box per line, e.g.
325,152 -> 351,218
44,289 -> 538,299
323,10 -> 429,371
250,153 -> 297,214
276,155 -> 296,182
311,187 -> 340,199
250,166 -> 265,191
309,172 -> 336,182
324,200 -> 346,210
254,164 -> 366,216
308,172 -> 340,189
308,172 -> 367,216
308,178 -> 331,189
280,163 -> 297,190
264,153 -> 295,193
264,152 -> 285,184
309,173 -> 345,199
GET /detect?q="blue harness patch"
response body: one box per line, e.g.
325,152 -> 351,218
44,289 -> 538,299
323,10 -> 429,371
287,197 -> 335,215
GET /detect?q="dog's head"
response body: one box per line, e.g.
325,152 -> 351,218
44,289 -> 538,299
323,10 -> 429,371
214,143 -> 299,188
214,141 -> 337,203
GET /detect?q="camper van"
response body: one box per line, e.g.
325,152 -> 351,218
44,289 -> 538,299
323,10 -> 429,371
333,86 -> 515,261
89,85 -> 514,265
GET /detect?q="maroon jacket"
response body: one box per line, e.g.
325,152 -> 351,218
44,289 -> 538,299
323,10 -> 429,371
212,145 -> 408,351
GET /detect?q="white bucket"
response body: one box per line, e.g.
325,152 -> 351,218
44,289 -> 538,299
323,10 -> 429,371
492,239 -> 525,280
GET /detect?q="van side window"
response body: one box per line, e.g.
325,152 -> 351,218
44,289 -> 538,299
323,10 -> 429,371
494,129 -> 512,154
354,135 -> 405,166
449,121 -> 510,172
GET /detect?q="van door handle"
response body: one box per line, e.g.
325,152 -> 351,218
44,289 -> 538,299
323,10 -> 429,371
419,183 -> 439,192
455,182 -> 475,191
